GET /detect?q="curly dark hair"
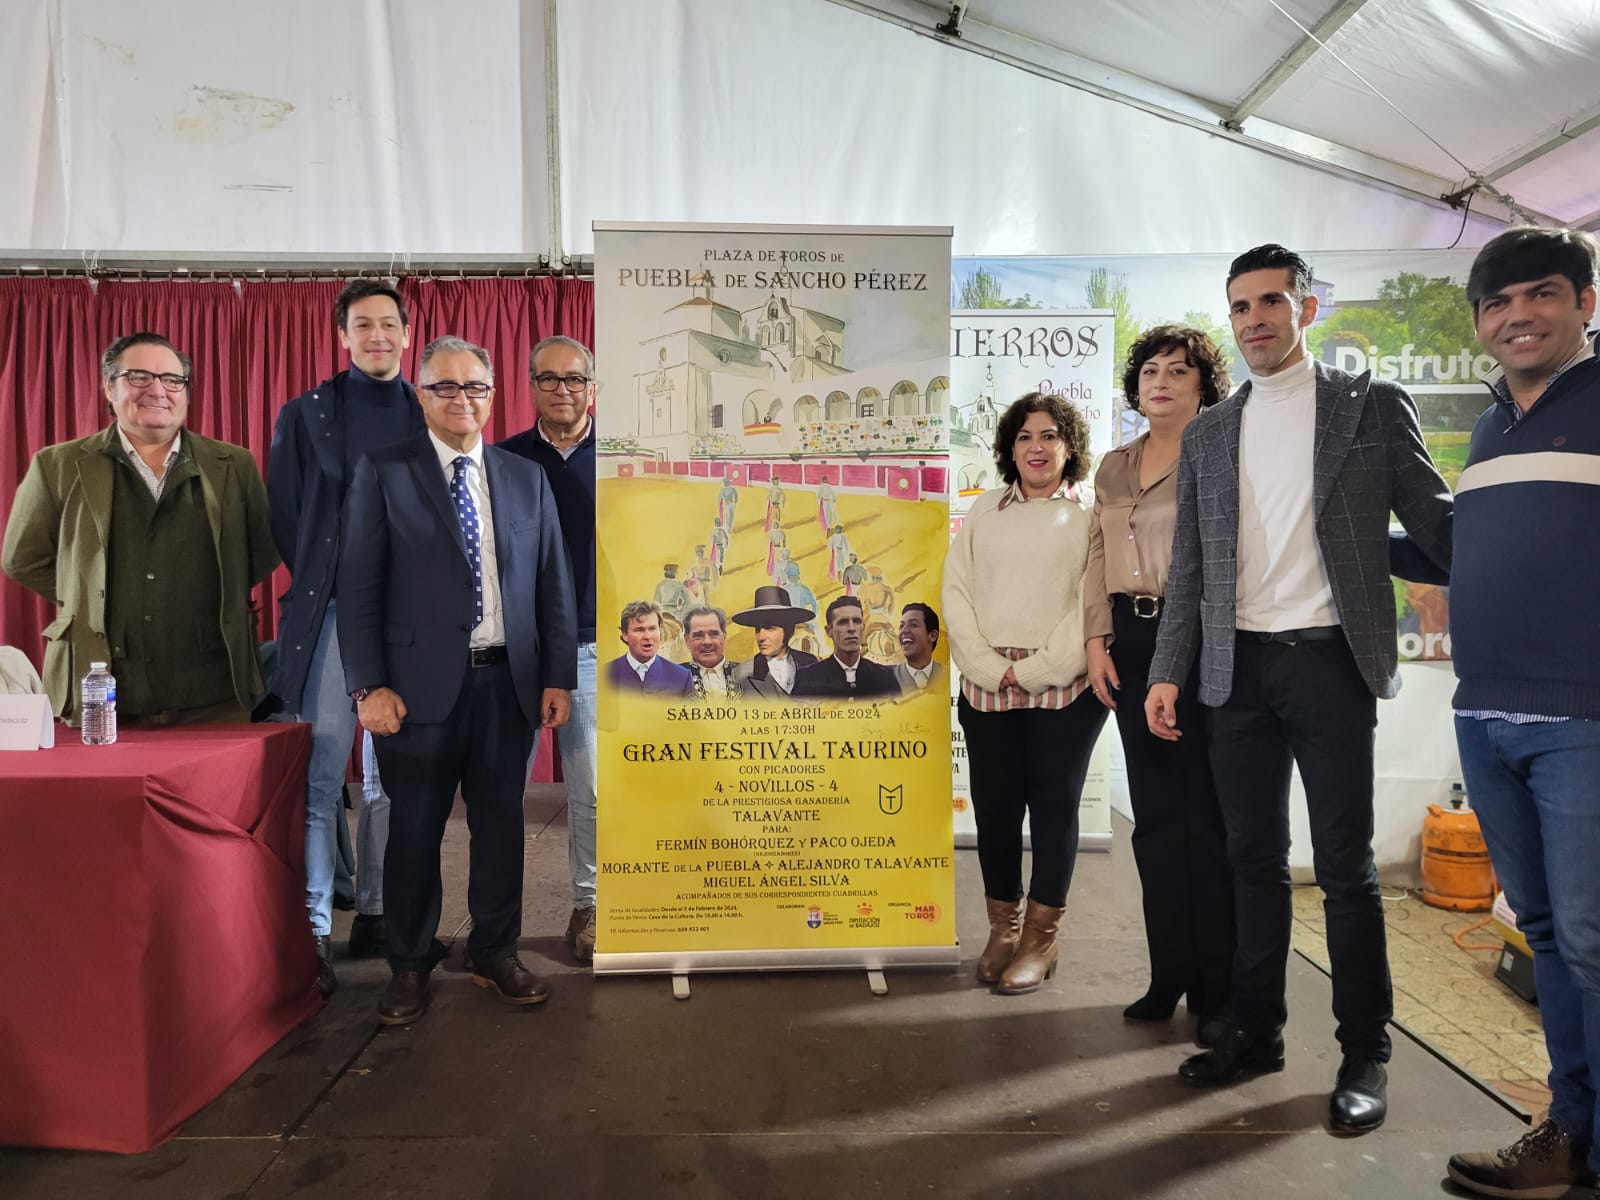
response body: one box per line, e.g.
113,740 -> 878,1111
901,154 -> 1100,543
994,392 -> 1091,487
1121,325 -> 1232,414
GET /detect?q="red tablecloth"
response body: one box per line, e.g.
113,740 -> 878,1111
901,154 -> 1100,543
0,723 -> 321,1153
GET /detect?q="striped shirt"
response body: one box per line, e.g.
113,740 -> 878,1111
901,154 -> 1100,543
960,645 -> 1089,712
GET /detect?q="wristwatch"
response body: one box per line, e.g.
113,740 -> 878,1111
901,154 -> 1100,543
350,688 -> 371,702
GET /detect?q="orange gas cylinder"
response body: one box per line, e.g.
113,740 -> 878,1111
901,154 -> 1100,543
1421,788 -> 1495,911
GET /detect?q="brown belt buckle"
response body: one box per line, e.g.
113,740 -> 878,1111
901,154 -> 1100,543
1131,595 -> 1160,619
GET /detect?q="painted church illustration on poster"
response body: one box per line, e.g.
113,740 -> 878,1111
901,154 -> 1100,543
598,262 -> 950,670
607,269 -> 947,474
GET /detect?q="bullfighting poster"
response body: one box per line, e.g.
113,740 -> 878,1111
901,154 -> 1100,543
592,221 -> 957,973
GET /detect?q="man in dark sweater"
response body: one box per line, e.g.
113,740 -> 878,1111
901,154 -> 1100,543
498,335 -> 599,962
1442,227 -> 1600,1200
268,280 -> 425,994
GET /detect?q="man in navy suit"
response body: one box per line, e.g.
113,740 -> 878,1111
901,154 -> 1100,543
338,336 -> 577,1027
794,595 -> 900,699
606,600 -> 692,696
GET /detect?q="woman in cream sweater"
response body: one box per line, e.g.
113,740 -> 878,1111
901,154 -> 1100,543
943,393 -> 1108,994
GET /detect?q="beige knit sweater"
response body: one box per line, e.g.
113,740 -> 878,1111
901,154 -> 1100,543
941,485 -> 1092,695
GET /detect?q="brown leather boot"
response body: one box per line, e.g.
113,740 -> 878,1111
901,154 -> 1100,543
997,899 -> 1063,994
976,896 -> 1024,983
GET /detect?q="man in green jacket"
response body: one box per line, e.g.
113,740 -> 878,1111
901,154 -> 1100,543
2,332 -> 278,726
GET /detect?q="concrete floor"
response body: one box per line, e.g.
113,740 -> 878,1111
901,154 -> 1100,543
0,788 -> 1530,1199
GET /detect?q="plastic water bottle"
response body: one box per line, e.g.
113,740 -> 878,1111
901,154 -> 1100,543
81,662 -> 117,746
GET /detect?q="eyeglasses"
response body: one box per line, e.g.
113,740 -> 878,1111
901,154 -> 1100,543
112,369 -> 190,392
419,381 -> 492,399
532,373 -> 591,392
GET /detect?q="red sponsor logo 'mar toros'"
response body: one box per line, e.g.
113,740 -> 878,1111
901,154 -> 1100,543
908,903 -> 941,924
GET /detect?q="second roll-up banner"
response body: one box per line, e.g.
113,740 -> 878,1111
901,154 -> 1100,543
591,222 -> 958,975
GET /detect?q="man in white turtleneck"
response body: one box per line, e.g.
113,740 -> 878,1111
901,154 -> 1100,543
1144,244 -> 1453,1137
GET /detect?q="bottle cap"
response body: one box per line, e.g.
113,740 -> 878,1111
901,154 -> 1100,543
90,661 -> 107,670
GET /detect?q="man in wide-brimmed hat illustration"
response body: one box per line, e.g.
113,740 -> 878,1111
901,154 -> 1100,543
729,585 -> 819,699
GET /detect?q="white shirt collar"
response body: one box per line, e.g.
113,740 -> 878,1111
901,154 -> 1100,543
627,653 -> 655,680
429,430 -> 483,474
768,653 -> 797,689
116,425 -> 183,464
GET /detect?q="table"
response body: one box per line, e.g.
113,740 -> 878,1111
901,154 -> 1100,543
0,723 -> 320,1153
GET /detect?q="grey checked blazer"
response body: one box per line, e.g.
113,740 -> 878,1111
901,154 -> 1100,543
1148,362 -> 1453,706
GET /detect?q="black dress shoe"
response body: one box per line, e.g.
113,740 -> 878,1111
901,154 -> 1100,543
1122,987 -> 1182,1022
1329,1055 -> 1387,1134
377,970 -> 430,1026
1178,1027 -> 1285,1086
470,956 -> 551,1007
347,914 -> 389,960
314,934 -> 338,998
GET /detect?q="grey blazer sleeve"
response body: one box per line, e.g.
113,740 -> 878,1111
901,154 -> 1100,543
1147,423 -> 1203,690
1382,382 -> 1453,573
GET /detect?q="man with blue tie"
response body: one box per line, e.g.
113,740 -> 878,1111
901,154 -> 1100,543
606,600 -> 692,696
338,336 -> 576,1027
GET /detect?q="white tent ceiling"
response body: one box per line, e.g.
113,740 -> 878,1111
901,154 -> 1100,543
1,0 -> 1595,260
836,0 -> 1600,229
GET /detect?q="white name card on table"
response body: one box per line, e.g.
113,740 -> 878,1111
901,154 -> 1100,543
0,694 -> 55,749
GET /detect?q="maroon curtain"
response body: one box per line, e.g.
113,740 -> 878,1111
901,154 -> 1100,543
94,281 -> 246,445
401,278 -> 535,442
0,278 -> 99,656
2,274 -> 593,774
529,277 -> 595,347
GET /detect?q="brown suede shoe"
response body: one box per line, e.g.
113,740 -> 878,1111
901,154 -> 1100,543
566,905 -> 596,964
470,955 -> 552,1006
376,970 -> 430,1026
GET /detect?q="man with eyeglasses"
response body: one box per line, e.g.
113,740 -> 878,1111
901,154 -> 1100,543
267,280 -> 426,995
499,335 -> 600,962
4,332 -> 278,728
339,336 -> 575,1026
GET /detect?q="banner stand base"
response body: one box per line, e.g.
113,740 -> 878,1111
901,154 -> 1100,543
595,943 -> 962,977
867,969 -> 888,996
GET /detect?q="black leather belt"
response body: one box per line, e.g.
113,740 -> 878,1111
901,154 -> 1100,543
1112,593 -> 1162,619
469,644 -> 510,667
1239,626 -> 1342,645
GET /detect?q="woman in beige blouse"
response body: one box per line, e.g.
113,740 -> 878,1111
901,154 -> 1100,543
1084,326 -> 1235,1040
944,394 -> 1108,994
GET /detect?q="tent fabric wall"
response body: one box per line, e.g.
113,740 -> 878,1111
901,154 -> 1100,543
556,0 -> 1507,257
1,0 -> 1554,259
0,0 -> 548,254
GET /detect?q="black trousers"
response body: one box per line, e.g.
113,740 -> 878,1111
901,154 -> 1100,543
958,688 -> 1108,908
372,661 -> 535,972
1206,631 -> 1391,1061
1109,598 -> 1234,1014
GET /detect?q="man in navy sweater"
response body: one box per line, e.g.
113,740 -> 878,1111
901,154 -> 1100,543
498,335 -> 600,962
1442,227 -> 1600,1200
269,280 -> 425,993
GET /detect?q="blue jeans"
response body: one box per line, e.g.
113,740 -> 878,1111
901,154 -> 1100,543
1456,715 -> 1600,1172
298,604 -> 359,936
358,729 -> 392,918
562,644 -> 599,908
